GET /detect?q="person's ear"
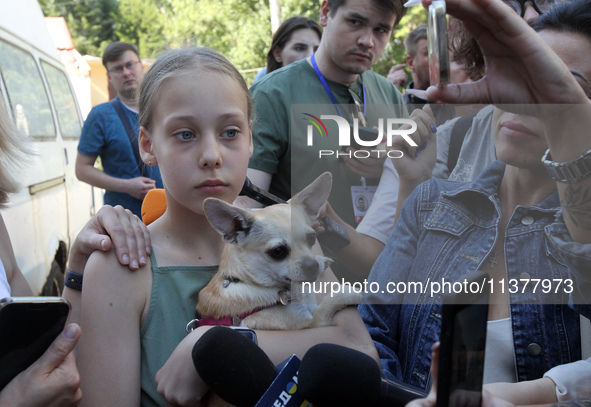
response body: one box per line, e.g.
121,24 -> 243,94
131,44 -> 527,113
272,47 -> 283,65
406,54 -> 415,73
139,127 -> 157,166
320,0 -> 331,27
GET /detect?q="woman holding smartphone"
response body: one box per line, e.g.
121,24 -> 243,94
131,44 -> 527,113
355,0 -> 591,404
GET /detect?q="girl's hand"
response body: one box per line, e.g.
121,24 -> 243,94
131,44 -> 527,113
156,326 -> 213,407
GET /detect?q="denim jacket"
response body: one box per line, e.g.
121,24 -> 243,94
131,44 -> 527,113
359,161 -> 591,390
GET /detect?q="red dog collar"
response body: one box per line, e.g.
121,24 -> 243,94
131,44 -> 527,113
186,302 -> 280,332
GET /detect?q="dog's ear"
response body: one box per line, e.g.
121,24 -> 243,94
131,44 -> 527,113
290,172 -> 332,221
203,198 -> 255,244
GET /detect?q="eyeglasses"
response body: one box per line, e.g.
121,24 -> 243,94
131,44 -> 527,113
504,0 -> 569,17
108,60 -> 140,75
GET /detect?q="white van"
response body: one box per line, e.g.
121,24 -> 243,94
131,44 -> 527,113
0,0 -> 98,295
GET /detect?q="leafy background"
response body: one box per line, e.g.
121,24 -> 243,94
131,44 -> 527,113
40,0 -> 427,86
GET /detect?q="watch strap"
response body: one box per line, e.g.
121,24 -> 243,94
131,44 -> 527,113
65,269 -> 83,291
542,148 -> 591,183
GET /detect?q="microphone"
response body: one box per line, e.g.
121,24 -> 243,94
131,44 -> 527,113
239,177 -> 350,252
299,343 -> 427,407
239,177 -> 286,206
192,326 -> 275,406
192,326 -> 307,407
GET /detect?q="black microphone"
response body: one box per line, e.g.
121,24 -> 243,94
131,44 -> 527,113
192,326 -> 276,407
239,177 -> 286,206
193,326 -> 309,406
239,177 -> 350,252
299,343 -> 427,407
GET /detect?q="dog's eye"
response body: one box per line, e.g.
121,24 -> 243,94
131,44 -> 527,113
267,245 -> 290,261
306,232 -> 317,247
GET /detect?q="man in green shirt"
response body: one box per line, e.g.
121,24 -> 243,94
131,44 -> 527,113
248,0 -> 408,230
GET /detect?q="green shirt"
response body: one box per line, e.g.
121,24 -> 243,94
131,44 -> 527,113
140,251 -> 218,407
249,58 -> 407,227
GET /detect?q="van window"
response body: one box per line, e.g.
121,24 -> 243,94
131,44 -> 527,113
0,39 -> 55,138
42,61 -> 81,138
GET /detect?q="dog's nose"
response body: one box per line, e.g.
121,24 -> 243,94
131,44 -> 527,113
301,257 -> 319,275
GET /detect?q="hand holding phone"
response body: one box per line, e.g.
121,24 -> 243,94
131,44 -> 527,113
0,297 -> 70,390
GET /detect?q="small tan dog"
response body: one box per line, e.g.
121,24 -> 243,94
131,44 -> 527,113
196,172 -> 359,330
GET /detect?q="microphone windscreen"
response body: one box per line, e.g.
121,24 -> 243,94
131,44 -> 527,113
192,326 -> 276,406
299,343 -> 381,406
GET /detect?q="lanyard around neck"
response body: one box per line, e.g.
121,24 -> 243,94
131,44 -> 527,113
311,53 -> 366,120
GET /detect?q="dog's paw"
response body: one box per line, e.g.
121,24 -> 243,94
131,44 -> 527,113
331,291 -> 363,306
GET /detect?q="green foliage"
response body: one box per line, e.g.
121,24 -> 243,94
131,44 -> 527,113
280,0 -> 320,22
161,0 -> 269,65
38,0 -> 426,84
39,0 -> 119,57
115,0 -> 166,57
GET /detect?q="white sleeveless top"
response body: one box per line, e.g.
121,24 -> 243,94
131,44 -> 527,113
482,317 -> 591,401
483,317 -> 517,384
0,259 -> 12,299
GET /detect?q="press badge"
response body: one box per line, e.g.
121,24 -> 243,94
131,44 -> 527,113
351,179 -> 376,224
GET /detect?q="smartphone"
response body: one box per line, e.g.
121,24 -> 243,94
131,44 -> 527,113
0,297 -> 70,390
436,270 -> 489,407
428,0 -> 450,87
346,123 -> 381,151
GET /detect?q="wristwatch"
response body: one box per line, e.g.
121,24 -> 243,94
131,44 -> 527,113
64,270 -> 83,291
541,148 -> 591,183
